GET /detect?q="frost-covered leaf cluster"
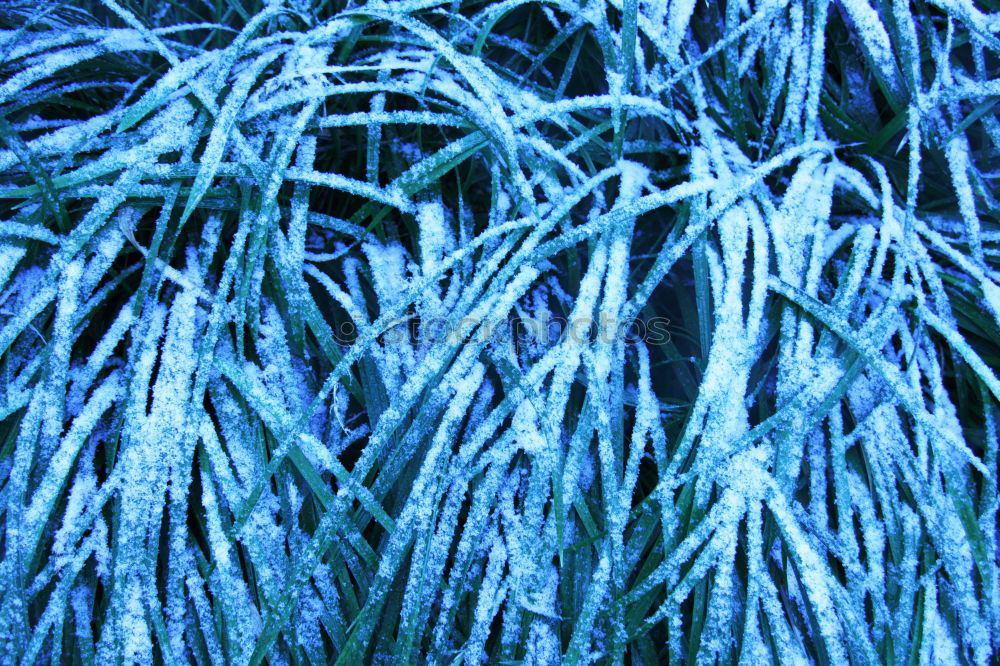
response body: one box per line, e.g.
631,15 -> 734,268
0,0 -> 998,663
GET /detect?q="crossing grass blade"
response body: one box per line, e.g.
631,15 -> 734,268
0,1 -> 997,664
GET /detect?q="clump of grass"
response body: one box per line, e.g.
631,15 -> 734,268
0,0 -> 998,663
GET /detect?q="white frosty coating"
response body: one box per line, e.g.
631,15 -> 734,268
22,373 -> 120,559
982,278 -> 1000,328
362,239 -> 412,312
417,199 -> 451,279
0,1 -> 996,664
838,0 -> 902,99
0,245 -> 27,298
945,136 -> 985,264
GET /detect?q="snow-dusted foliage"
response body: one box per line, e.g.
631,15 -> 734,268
0,0 -> 998,663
